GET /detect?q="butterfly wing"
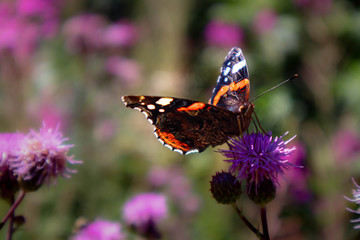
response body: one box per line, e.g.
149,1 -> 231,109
209,47 -> 250,113
122,96 -> 240,154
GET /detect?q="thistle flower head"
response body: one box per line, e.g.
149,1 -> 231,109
0,133 -> 24,199
345,178 -> 360,229
11,123 -> 80,191
219,132 -> 297,189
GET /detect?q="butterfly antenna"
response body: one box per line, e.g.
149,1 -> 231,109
249,74 -> 298,102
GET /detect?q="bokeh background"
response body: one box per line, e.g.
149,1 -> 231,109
1,0 -> 360,239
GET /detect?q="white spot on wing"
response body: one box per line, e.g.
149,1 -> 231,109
147,104 -> 156,110
121,96 -> 127,105
223,67 -> 231,76
134,107 -> 142,112
231,60 -> 247,74
142,111 -> 149,118
159,109 -> 165,113
147,118 -> 153,124
157,138 -> 164,145
153,129 -> 158,138
185,149 -> 199,155
235,48 -> 243,57
173,148 -> 184,154
164,144 -> 173,150
156,98 -> 173,106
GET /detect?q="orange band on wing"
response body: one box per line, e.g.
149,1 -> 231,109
212,79 -> 249,106
156,129 -> 190,151
177,102 -> 206,111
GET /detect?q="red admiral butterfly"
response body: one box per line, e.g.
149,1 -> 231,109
122,47 -> 254,155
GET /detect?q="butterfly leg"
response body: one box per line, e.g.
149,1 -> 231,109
253,111 -> 270,136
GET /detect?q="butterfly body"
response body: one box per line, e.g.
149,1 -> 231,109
122,47 -> 254,155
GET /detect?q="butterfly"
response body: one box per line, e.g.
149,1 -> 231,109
122,47 -> 255,155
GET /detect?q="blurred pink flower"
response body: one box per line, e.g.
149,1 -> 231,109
147,166 -> 201,214
71,219 -> 125,240
204,20 -> 244,48
332,130 -> 360,162
284,141 -> 311,203
0,2 -> 14,25
105,56 -> 141,86
0,18 -> 21,52
253,9 -> 278,34
103,21 -> 138,48
123,193 -> 167,238
17,0 -> 60,38
123,193 -> 167,226
63,14 -> 107,54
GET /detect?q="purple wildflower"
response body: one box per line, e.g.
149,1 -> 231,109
253,9 -> 278,34
71,219 -> 125,240
332,130 -> 360,163
63,14 -> 107,54
219,132 -> 297,188
123,193 -> 167,238
204,20 -> 244,48
105,56 -> 141,86
345,179 -> 360,229
0,133 -> 25,199
11,123 -> 80,190
103,21 -> 138,48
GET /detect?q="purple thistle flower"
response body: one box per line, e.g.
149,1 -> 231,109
11,123 -> 80,190
71,219 -> 125,240
0,133 -> 25,199
204,20 -> 244,48
219,132 -> 297,188
123,193 -> 167,238
345,179 -> 360,229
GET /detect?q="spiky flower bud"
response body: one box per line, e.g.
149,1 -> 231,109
247,178 -> 276,205
210,171 -> 242,204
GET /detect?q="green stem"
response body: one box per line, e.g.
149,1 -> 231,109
0,190 -> 26,231
260,205 -> 270,240
231,202 -> 263,239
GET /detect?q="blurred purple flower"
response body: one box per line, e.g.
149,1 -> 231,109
0,2 -> 14,25
204,20 -> 244,48
345,179 -> 360,229
253,9 -> 278,34
11,123 -> 80,190
63,14 -> 107,54
16,0 -> 60,38
332,130 -> 360,162
103,21 -> 138,48
147,166 -> 200,214
0,18 -> 21,52
105,56 -> 141,86
284,141 -> 311,203
123,193 -> 167,226
123,193 -> 167,238
294,0 -> 332,14
219,132 -> 297,188
71,219 -> 125,240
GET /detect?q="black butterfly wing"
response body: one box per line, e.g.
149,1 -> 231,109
209,47 -> 250,113
122,95 -> 240,154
